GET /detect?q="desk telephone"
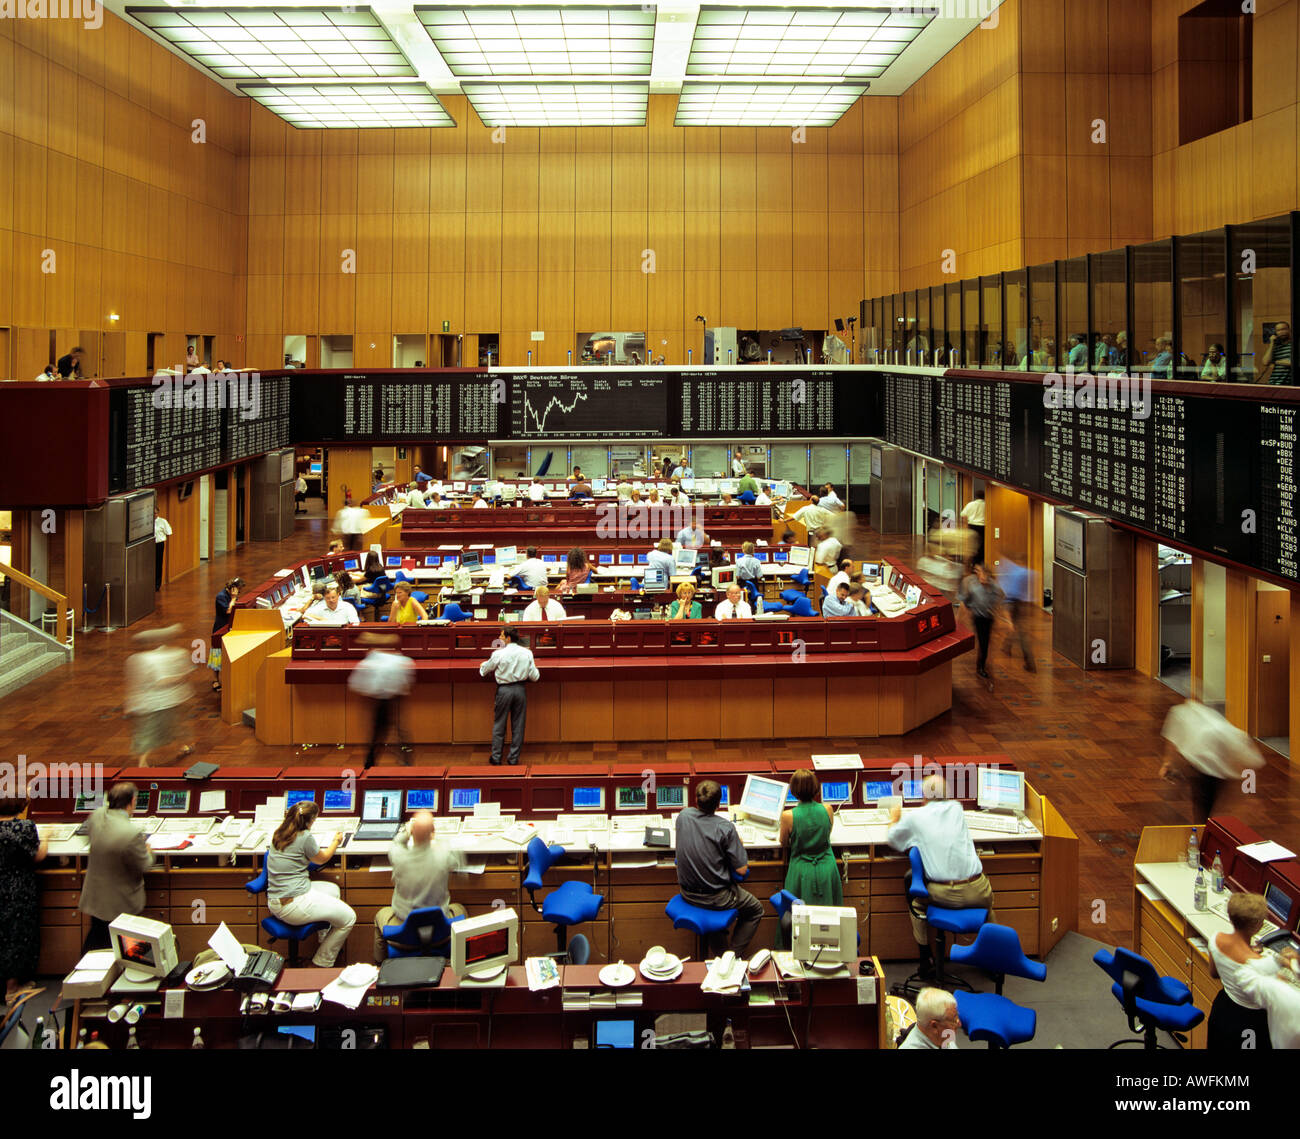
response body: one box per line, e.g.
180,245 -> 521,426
238,829 -> 270,852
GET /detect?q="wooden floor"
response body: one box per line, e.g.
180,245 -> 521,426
3,514 -> 1295,948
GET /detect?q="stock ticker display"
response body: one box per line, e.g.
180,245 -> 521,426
879,371 -> 1299,585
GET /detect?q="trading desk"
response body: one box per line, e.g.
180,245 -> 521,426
33,757 -> 1076,987
253,559 -> 970,746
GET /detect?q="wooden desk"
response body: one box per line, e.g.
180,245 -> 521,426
221,608 -> 287,725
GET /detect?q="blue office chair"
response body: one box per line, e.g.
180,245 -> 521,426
769,888 -> 803,950
949,924 -> 1046,1048
379,906 -> 464,958
820,585 -> 828,600
666,894 -> 738,960
1094,947 -> 1205,1049
524,837 -> 605,953
442,603 -> 472,622
627,577 -> 641,592
537,932 -> 591,966
244,852 -> 331,966
792,567 -> 812,592
740,579 -> 759,607
893,847 -> 988,999
509,574 -> 531,592
737,491 -> 756,505
779,596 -> 817,617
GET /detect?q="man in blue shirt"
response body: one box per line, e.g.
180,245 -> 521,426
822,582 -> 856,617
998,555 -> 1035,672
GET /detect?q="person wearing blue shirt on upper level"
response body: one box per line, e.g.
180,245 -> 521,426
735,541 -> 763,585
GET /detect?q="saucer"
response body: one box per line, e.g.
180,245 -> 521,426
638,955 -> 683,981
185,961 -> 230,989
598,963 -> 636,987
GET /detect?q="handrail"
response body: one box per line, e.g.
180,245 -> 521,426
0,562 -> 69,647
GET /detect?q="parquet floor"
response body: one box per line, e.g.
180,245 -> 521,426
3,515 -> 1295,948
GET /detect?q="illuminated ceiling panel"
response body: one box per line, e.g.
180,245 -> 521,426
461,81 -> 649,125
238,83 -> 456,128
674,81 -> 868,126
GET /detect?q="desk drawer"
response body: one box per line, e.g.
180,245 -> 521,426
1141,932 -> 1190,986
985,873 -> 1039,892
1139,906 -> 1190,973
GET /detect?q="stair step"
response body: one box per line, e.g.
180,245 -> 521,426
0,642 -> 47,671
0,651 -> 66,702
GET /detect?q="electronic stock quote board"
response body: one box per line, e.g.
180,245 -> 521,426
291,369 -> 873,442
880,370 -> 1299,586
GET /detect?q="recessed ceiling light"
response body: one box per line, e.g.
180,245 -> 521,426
238,82 -> 456,128
416,6 -> 656,78
461,81 -> 649,126
674,81 -> 868,126
128,7 -> 416,81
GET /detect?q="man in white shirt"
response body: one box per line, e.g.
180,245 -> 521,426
813,529 -> 842,567
125,625 -> 193,766
514,546 -> 549,590
479,627 -> 540,765
348,633 -> 415,769
754,486 -> 772,506
295,474 -> 309,514
405,486 -> 426,508
677,525 -> 707,548
372,810 -> 465,962
472,492 -> 489,509
527,477 -> 547,502
616,480 -> 633,502
304,583 -> 360,626
795,499 -> 834,533
887,774 -> 996,979
960,490 -> 986,560
1159,698 -> 1263,821
335,504 -> 368,551
427,492 -> 448,509
826,557 -> 854,597
646,538 -> 676,591
819,485 -> 843,509
713,584 -> 752,620
522,585 -> 566,622
731,450 -> 747,478
899,987 -> 962,1050
153,508 -> 172,591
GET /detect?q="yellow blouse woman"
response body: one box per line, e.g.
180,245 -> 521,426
389,581 -> 428,625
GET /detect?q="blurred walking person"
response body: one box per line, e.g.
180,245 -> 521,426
999,554 -> 1037,672
1159,699 -> 1264,822
957,560 -> 1004,688
350,633 -> 415,769
125,624 -> 194,766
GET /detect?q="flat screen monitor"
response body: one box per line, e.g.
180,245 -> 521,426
898,780 -> 923,801
310,563 -> 328,580
323,789 -> 354,813
157,789 -> 190,813
285,789 -> 316,809
599,554 -> 614,565
361,789 -> 402,822
543,555 -> 559,564
786,547 -> 811,568
616,786 -> 647,810
718,785 -> 730,807
863,562 -> 881,580
655,785 -> 685,810
462,551 -> 482,570
618,554 -> 634,565
591,478 -> 607,493
774,551 -> 789,563
425,556 -> 441,566
135,789 -> 151,812
1265,881 -> 1294,924
483,554 -> 496,564
642,566 -> 666,588
637,553 -> 648,564
406,789 -> 439,812
904,584 -> 921,607
863,781 -> 894,803
738,775 -> 789,827
310,462 -> 323,475
977,768 -> 1025,812
343,557 -> 360,571
774,482 -> 791,498
450,909 -> 518,982
695,550 -> 712,567
386,555 -> 403,567
757,552 -> 770,562
821,781 -> 851,804
450,788 -> 481,812
573,786 -> 605,811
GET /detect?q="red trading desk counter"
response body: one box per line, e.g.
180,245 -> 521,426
259,589 -> 973,746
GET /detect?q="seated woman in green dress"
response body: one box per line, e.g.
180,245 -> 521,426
667,581 -> 702,620
777,770 -> 843,945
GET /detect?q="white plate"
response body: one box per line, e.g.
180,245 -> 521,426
598,963 -> 636,987
185,961 -> 231,989
638,956 -> 683,982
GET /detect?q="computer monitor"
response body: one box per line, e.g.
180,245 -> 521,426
405,789 -> 439,812
110,914 -> 179,981
897,780 -> 924,801
712,565 -> 736,589
424,555 -> 441,567
674,549 -> 697,573
977,768 -> 1025,813
135,789 -> 151,812
718,785 -> 730,807
498,546 -> 518,564
618,554 -> 634,565
616,786 -> 647,810
450,909 -> 519,983
285,789 -> 316,809
361,789 -> 402,822
738,775 -> 790,828
543,554 -> 559,564
1265,881 -> 1295,925
573,786 -> 605,811
863,781 -> 894,803
462,550 -> 482,570
786,547 -> 810,568
343,556 -> 360,571
450,787 -> 481,812
643,566 -> 666,588
386,555 -> 403,567
904,584 -> 921,607
310,462 -> 322,475
821,781 -> 851,805
774,482 -> 791,498
599,554 -> 614,565
310,563 -> 329,580
774,551 -> 789,563
157,789 -> 190,813
655,785 -> 685,810
757,552 -> 770,562
791,904 -> 857,969
322,789 -> 354,813
591,478 -> 607,493
863,562 -> 881,580
636,553 -> 648,564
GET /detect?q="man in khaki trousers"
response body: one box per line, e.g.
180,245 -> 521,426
372,811 -> 466,962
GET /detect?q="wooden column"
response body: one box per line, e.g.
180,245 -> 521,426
1134,539 -> 1160,679
64,511 -> 84,629
1224,569 -> 1253,733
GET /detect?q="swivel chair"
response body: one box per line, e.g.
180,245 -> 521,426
769,888 -> 803,950
1093,947 -> 1205,1049
779,596 -> 817,617
893,847 -> 987,999
508,574 -> 531,593
792,567 -> 812,592
740,579 -> 760,608
244,852 -> 331,966
950,924 -> 1046,1048
737,491 -> 756,505
442,602 -> 472,622
379,906 -> 464,958
524,837 -> 604,953
666,894 -> 738,960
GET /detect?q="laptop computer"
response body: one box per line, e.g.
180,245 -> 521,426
353,789 -> 404,842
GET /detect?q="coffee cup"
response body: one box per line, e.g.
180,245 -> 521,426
106,1002 -> 130,1023
645,945 -> 667,969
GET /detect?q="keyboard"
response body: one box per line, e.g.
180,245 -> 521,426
39,824 -> 78,841
354,821 -> 401,841
558,814 -> 609,831
613,815 -> 663,831
963,811 -> 1021,834
837,809 -> 887,828
160,817 -> 216,834
310,818 -> 358,836
461,816 -> 513,834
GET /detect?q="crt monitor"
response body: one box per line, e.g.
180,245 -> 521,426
616,786 -> 647,810
286,789 -> 316,809
863,781 -> 894,803
134,789 -> 151,812
599,554 -> 614,565
450,787 -> 481,812
791,904 -> 857,968
618,554 -> 635,565
310,462 -> 323,475
406,789 -> 438,812
820,781 -> 851,805
591,478 -> 607,493
343,557 -> 360,571
450,909 -> 519,982
110,914 -> 179,981
738,775 -> 790,828
863,562 -> 881,580
573,786 -> 605,811
655,785 -> 685,810
157,789 -> 190,813
386,555 -> 403,567
637,553 -> 649,564
977,768 -> 1025,813
712,565 -> 736,589
322,789 -> 354,813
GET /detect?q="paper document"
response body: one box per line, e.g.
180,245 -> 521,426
525,957 -> 561,991
1237,840 -> 1296,863
199,790 -> 227,813
208,922 -> 250,974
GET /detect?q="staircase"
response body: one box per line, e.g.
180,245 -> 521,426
0,611 -> 70,701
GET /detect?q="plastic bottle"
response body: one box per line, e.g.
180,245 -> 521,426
191,1026 -> 205,1049
756,595 -> 764,614
30,1016 -> 44,1049
1212,851 -> 1224,894
77,1028 -> 87,1049
1187,828 -> 1199,869
126,1027 -> 140,1049
721,1018 -> 736,1049
1193,868 -> 1208,912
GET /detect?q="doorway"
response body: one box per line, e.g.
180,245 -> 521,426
1157,545 -> 1193,696
1255,584 -> 1290,758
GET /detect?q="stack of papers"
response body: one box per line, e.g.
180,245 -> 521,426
525,957 -> 561,991
322,964 -> 379,1010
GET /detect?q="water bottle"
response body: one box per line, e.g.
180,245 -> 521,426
1212,851 -> 1224,893
1187,828 -> 1199,869
77,1027 -> 87,1049
721,1018 -> 736,1049
126,1027 -> 140,1049
191,1026 -> 205,1049
756,595 -> 764,614
1193,868 -> 1208,912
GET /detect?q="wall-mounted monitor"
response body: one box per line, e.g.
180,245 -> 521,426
655,785 -> 685,810
616,786 -> 647,810
573,786 -> 605,811
450,788 -> 482,812
157,789 -> 190,813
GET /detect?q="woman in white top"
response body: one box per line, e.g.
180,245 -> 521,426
1206,892 -> 1279,1050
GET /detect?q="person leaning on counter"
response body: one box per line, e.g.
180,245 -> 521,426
389,581 -> 427,625
304,582 -> 360,626
77,783 -> 154,952
514,547 -> 549,591
480,627 -> 540,766
822,581 -> 856,617
522,584 -> 566,622
886,773 -> 997,981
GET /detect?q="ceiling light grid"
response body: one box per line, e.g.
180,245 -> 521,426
416,6 -> 656,78
462,81 -> 649,126
127,7 -> 416,81
238,83 -> 456,128
674,81 -> 868,126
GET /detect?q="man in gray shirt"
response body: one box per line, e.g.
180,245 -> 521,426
373,810 -> 465,961
673,781 -> 765,956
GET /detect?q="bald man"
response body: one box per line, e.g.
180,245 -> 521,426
373,810 -> 466,962
713,582 -> 752,619
522,583 -> 566,622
